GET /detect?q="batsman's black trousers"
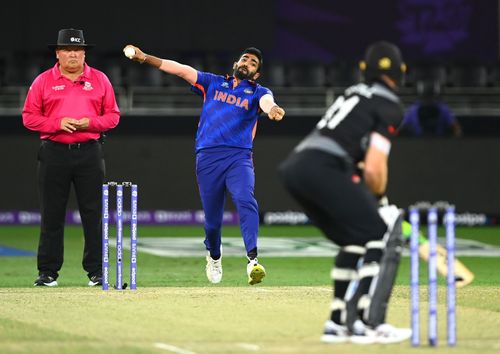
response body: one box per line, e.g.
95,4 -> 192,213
36,139 -> 105,279
278,149 -> 386,246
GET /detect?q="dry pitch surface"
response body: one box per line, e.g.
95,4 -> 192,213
1,285 -> 500,354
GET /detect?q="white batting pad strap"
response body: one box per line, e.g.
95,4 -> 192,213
358,263 -> 380,278
378,205 -> 402,229
365,240 -> 384,249
369,132 -> 391,154
358,295 -> 372,310
342,245 -> 366,255
330,298 -> 346,311
331,268 -> 358,280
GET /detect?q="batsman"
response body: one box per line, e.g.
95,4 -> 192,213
279,41 -> 411,344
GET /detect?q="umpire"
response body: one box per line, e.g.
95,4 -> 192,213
279,41 -> 411,344
22,29 -> 120,287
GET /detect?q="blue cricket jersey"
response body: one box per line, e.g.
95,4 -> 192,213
191,71 -> 272,152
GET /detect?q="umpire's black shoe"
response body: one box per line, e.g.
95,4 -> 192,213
88,274 -> 103,287
33,274 -> 58,287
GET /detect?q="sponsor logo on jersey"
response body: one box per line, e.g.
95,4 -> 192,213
82,82 -> 93,91
52,85 -> 66,91
213,89 -> 249,110
244,89 -> 254,94
221,82 -> 229,88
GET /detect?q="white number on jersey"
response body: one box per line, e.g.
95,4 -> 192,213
316,95 -> 360,130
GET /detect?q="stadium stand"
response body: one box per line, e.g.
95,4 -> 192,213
1,53 -> 500,132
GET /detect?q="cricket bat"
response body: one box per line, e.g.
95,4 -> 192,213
402,220 -> 474,288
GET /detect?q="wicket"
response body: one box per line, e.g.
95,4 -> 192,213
409,205 -> 456,347
102,182 -> 138,291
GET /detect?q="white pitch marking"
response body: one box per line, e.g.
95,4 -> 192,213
252,288 -> 273,292
237,342 -> 260,351
154,342 -> 197,354
311,287 -> 333,293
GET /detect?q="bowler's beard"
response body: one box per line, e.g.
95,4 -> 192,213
234,66 -> 254,80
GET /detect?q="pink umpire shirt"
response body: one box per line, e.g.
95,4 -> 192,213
22,63 -> 120,144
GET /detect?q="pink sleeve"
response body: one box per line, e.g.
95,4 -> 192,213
22,76 -> 61,133
88,73 -> 120,132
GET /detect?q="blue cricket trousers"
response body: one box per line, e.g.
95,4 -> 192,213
196,147 -> 259,258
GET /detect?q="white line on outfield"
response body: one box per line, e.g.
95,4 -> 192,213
237,342 -> 260,351
114,237 -> 500,257
154,342 -> 197,354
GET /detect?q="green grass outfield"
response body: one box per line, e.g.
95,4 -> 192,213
1,225 -> 500,353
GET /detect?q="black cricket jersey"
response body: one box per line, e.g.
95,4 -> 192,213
296,82 -> 404,164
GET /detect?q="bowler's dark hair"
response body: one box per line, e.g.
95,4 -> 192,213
240,47 -> 263,72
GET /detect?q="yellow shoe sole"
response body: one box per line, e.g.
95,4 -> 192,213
248,264 -> 266,285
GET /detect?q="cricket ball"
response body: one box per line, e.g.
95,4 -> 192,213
124,46 -> 135,59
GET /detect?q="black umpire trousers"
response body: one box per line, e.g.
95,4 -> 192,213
278,149 -> 387,246
36,139 -> 105,279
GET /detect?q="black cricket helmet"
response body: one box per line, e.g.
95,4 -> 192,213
359,41 -> 406,85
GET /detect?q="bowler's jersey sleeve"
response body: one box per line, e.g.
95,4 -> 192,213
255,85 -> 272,99
191,71 -> 217,98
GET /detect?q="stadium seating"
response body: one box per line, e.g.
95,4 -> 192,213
1,52 -> 500,122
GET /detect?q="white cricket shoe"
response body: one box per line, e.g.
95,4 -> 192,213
350,320 -> 377,344
320,320 -> 349,343
350,320 -> 412,344
247,258 -> 266,285
205,253 -> 222,284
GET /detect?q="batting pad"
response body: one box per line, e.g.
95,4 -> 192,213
364,209 -> 404,326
